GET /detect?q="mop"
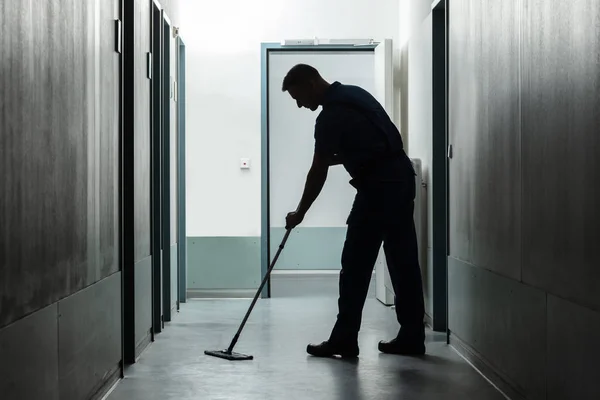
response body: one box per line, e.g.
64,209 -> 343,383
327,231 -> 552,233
204,228 -> 292,361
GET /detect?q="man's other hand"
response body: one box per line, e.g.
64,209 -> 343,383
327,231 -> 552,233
285,211 -> 305,230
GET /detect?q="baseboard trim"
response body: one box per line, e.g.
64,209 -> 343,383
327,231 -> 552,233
187,289 -> 257,299
449,331 -> 524,400
135,329 -> 152,360
98,368 -> 121,400
90,363 -> 121,400
424,312 -> 433,329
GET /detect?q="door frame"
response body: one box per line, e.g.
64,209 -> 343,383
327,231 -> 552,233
121,0 -> 135,365
260,43 -> 378,298
151,0 -> 163,334
431,0 -> 449,333
177,37 -> 187,304
161,10 -> 173,323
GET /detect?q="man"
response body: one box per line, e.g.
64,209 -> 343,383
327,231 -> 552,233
282,64 -> 426,358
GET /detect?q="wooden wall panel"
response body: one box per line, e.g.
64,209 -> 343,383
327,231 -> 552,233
448,0 -> 479,264
449,258 -> 546,399
58,273 -> 121,400
134,0 -> 152,261
449,0 -> 521,279
0,0 -> 121,327
0,304 -> 59,400
98,0 -> 121,280
522,0 -> 600,309
0,0 -> 93,328
473,0 -> 521,278
447,0 -> 599,396
547,295 -> 600,399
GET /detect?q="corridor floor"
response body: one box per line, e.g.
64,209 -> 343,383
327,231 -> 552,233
108,296 -> 506,400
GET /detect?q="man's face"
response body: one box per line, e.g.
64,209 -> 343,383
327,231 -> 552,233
287,83 -> 319,111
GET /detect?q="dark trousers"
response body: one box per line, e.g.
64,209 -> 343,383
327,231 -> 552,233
329,180 -> 425,344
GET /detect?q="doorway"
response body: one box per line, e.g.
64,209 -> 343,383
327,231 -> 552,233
260,42 -> 396,300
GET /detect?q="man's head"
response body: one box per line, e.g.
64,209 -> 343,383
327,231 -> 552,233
282,64 -> 330,111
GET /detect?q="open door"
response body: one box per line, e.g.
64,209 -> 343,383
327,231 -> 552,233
373,39 -> 396,306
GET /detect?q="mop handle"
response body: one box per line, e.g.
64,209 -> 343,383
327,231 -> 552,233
227,228 -> 292,353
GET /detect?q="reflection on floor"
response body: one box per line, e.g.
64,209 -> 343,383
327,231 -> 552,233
108,288 -> 505,400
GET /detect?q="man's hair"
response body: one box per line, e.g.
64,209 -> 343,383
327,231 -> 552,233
282,64 -> 321,91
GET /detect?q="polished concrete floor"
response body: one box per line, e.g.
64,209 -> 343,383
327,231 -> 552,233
109,280 -> 505,400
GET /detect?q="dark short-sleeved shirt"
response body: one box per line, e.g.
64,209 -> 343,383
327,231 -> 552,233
314,81 -> 414,184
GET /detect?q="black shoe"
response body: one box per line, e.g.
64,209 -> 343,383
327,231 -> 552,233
306,341 -> 359,358
378,337 -> 426,356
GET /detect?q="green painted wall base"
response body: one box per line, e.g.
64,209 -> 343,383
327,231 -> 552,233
187,236 -> 260,290
187,228 -> 347,290
269,227 -> 346,270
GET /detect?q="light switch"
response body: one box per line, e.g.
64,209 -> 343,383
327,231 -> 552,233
240,158 -> 250,169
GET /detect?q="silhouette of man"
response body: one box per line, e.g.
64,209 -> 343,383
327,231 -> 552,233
282,64 -> 426,357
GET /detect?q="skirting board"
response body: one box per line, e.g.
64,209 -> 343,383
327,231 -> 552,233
450,331 -> 524,400
187,289 -> 258,299
135,329 -> 152,360
89,364 -> 121,400
424,312 -> 433,329
99,376 -> 121,400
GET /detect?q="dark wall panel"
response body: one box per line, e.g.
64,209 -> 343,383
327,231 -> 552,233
58,273 -> 122,400
448,0 -> 521,279
135,256 -> 153,348
448,258 -> 546,399
448,0 -> 478,264
0,304 -> 59,400
521,0 -> 600,310
134,0 -> 152,261
98,0 -> 122,281
473,0 -> 521,278
547,295 -> 600,400
448,0 -> 598,397
0,0 -> 123,328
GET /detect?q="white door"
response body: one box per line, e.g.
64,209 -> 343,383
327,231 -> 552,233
268,51 -> 375,271
372,39 -> 397,306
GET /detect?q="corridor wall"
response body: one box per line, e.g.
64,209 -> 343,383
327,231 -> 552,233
447,0 -> 600,398
0,0 -> 181,398
0,1 -> 121,399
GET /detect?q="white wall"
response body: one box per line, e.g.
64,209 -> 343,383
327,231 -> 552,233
179,0 -> 400,237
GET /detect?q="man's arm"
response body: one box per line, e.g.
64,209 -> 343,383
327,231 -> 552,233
295,152 -> 329,216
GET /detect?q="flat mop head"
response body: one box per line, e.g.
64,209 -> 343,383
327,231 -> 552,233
204,349 -> 254,361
